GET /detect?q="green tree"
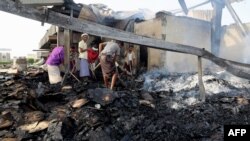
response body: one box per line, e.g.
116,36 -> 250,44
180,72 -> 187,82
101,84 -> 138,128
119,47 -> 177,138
27,58 -> 34,64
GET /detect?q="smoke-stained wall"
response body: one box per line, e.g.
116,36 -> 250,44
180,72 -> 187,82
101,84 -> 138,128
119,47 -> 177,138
135,15 -> 211,72
135,14 -> 250,73
164,16 -> 211,72
220,23 -> 250,63
134,19 -> 164,70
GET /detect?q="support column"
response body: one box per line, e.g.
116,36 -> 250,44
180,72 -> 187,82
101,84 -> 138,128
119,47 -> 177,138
60,9 -> 73,85
57,27 -> 64,46
64,29 -> 71,71
211,0 -> 224,56
198,56 -> 205,102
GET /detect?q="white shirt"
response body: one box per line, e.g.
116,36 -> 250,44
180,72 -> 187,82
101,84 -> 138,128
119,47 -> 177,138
101,42 -> 120,56
128,53 -> 133,61
78,40 -> 88,59
126,51 -> 135,63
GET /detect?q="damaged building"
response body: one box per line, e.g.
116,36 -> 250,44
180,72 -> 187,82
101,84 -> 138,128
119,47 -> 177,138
1,0 -> 250,141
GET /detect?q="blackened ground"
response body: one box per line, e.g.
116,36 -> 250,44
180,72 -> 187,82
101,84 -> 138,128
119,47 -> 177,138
0,70 -> 250,141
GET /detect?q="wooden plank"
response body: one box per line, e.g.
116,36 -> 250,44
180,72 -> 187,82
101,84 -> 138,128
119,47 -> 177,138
48,35 -> 57,41
64,29 -> 70,70
0,0 -> 203,56
198,56 -> 205,102
19,0 -> 64,6
18,121 -> 49,133
57,27 -> 64,46
32,49 -> 50,51
1,0 -> 250,79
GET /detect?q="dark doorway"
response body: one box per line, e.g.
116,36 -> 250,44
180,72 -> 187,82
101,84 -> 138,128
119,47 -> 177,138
139,46 -> 148,68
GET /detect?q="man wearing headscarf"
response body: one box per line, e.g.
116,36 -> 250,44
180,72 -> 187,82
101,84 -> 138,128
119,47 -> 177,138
78,33 -> 90,81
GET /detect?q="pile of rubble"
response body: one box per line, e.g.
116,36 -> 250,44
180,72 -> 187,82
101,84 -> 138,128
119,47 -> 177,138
1,68 -> 250,141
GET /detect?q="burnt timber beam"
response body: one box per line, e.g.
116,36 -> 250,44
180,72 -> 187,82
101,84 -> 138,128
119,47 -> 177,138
198,56 -> 205,102
19,0 -> 64,6
0,0 -> 204,56
1,0 -> 250,79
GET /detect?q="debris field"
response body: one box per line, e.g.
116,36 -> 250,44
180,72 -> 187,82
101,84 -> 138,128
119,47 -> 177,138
1,68 -> 250,141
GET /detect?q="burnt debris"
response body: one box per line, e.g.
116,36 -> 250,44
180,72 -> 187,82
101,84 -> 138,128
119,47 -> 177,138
1,67 -> 250,141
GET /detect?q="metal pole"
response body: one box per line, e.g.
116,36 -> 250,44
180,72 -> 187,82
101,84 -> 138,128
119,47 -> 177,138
211,0 -> 224,56
224,0 -> 248,36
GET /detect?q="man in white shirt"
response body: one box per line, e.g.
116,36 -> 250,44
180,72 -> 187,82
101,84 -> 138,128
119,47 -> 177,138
124,45 -> 136,75
78,33 -> 90,81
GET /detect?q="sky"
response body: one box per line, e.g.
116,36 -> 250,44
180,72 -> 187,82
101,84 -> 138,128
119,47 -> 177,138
0,0 -> 249,58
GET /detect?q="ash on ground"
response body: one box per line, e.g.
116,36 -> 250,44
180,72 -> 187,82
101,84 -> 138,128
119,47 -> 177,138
1,67 -> 250,141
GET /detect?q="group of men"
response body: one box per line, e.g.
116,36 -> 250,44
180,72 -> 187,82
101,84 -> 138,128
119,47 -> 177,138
45,33 -> 136,90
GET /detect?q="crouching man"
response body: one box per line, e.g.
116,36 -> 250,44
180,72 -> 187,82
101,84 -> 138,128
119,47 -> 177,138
45,46 -> 64,84
99,40 -> 121,90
